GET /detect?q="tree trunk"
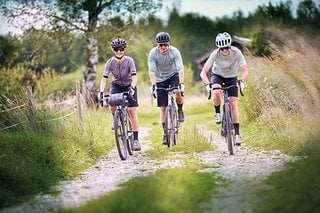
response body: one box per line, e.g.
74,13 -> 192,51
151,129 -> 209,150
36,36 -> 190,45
84,31 -> 98,104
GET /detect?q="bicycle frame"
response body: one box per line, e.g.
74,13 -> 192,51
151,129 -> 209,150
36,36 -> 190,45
107,92 -> 134,160
157,86 -> 180,147
209,84 -> 243,155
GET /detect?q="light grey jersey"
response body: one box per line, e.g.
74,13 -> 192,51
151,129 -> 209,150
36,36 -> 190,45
204,46 -> 246,78
148,45 -> 184,82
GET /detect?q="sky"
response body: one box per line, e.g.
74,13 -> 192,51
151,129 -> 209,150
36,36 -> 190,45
0,0 -> 308,35
158,0 -> 302,20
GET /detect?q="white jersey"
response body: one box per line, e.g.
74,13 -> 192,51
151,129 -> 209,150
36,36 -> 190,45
204,46 -> 246,78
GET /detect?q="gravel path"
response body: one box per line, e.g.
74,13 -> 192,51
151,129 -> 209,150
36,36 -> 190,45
1,126 -> 298,213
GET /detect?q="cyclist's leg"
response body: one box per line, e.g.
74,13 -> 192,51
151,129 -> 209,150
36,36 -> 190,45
126,85 -> 139,132
156,80 -> 169,123
109,83 -> 122,128
226,77 -> 239,123
127,107 -> 138,130
125,85 -> 141,151
156,80 -> 169,144
168,73 -> 184,122
170,73 -> 183,104
211,74 -> 223,123
227,77 -> 242,145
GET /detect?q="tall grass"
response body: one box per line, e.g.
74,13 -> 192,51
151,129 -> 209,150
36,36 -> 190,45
0,105 -> 114,207
242,28 -> 320,212
241,27 -> 320,155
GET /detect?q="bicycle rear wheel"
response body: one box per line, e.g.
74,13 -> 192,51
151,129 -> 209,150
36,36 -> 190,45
114,110 -> 128,160
165,105 -> 175,147
224,103 -> 234,155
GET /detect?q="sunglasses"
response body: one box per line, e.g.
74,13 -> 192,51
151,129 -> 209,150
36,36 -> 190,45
158,43 -> 169,47
113,48 -> 125,52
219,46 -> 230,51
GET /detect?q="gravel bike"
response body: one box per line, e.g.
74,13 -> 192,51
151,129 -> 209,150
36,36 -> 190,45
208,83 -> 243,155
107,92 -> 134,160
156,86 -> 183,147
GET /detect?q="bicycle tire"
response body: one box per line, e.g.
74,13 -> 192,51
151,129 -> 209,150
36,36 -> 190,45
165,105 -> 174,147
114,110 -> 128,160
172,107 -> 178,146
224,103 -> 234,155
126,112 -> 134,155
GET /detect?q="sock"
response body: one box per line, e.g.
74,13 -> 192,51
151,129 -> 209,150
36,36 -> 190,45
133,131 -> 138,140
234,123 -> 240,135
214,105 -> 220,114
162,123 -> 166,133
177,103 -> 183,111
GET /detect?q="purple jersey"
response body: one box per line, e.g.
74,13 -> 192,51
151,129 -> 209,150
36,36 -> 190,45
103,56 -> 137,86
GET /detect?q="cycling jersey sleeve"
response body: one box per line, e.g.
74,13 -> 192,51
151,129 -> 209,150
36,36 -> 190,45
103,59 -> 112,78
174,48 -> 184,72
148,48 -> 157,73
204,50 -> 218,69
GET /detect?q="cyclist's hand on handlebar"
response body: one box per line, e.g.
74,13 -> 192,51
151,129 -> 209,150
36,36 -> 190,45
99,92 -> 104,107
206,83 -> 212,93
151,84 -> 157,98
178,83 -> 185,93
237,80 -> 245,91
129,86 -> 135,96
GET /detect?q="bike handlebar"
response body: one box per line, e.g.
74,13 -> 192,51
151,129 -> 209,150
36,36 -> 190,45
208,84 -> 244,100
155,86 -> 185,97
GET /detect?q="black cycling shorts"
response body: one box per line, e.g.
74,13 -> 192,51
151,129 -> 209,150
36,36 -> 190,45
110,82 -> 138,107
156,73 -> 179,107
210,74 -> 238,97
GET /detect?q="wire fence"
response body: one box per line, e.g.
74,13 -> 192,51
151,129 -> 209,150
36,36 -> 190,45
0,80 -> 87,132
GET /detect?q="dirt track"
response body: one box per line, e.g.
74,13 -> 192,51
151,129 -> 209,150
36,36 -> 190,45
1,126 -> 298,213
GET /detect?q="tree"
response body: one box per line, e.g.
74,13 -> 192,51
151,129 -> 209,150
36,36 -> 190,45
0,0 -> 162,102
296,0 -> 320,30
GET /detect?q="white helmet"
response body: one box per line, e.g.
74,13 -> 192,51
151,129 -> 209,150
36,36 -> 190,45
215,32 -> 232,48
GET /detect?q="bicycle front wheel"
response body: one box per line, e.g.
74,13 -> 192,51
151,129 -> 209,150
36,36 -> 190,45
114,110 -> 128,160
165,105 -> 175,147
173,107 -> 178,146
126,111 -> 134,155
224,103 -> 234,155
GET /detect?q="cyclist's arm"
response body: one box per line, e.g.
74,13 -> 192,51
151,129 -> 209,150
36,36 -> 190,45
149,72 -> 156,85
131,74 -> 137,88
179,70 -> 184,84
239,65 -> 249,81
99,76 -> 108,92
200,65 -> 211,85
148,49 -> 157,85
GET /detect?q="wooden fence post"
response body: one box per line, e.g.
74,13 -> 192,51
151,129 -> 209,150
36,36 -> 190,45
76,80 -> 84,130
26,86 -> 37,132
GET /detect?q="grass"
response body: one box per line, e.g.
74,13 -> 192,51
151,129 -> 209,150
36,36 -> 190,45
142,94 -> 216,159
63,167 -> 223,213
0,109 -> 114,207
254,142 -> 320,212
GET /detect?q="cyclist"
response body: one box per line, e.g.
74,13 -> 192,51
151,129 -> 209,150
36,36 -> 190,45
99,38 -> 141,151
200,32 -> 248,145
148,32 -> 185,145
